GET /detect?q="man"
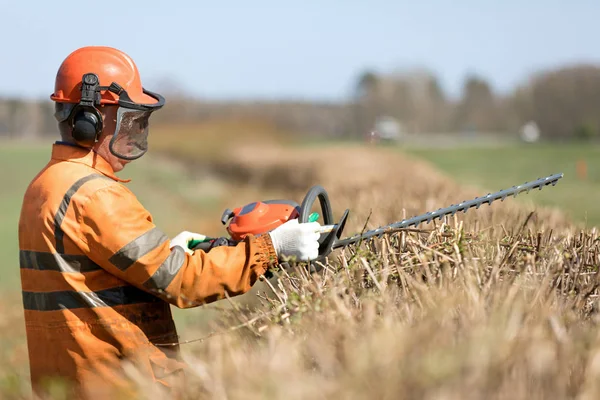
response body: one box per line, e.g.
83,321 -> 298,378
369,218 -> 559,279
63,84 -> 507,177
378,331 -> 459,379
18,46 -> 322,399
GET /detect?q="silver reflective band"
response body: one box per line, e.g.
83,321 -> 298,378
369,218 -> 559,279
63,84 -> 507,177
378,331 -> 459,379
20,250 -> 102,273
54,174 -> 113,253
109,227 -> 169,271
143,246 -> 186,292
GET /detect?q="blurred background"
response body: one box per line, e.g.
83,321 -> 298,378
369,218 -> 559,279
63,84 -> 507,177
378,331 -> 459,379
1,0 -> 600,393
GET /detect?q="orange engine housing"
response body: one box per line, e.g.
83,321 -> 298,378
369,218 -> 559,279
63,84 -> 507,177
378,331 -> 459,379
223,201 -> 301,241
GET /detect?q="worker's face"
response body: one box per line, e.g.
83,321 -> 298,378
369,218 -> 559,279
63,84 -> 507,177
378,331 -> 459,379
92,105 -> 154,173
93,106 -> 131,172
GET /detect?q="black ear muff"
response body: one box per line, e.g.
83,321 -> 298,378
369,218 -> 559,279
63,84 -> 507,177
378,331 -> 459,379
71,106 -> 103,147
70,73 -> 104,148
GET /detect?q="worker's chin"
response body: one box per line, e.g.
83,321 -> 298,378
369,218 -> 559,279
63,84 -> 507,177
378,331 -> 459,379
112,158 -> 131,172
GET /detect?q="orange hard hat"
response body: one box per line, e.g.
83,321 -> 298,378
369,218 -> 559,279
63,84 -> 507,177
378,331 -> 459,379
50,46 -> 158,105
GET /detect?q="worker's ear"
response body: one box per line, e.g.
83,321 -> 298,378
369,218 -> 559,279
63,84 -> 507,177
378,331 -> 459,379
98,105 -> 119,138
100,105 -> 118,124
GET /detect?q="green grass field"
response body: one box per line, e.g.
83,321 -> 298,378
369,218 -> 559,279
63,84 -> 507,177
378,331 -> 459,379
402,142 -> 600,229
0,143 -> 49,288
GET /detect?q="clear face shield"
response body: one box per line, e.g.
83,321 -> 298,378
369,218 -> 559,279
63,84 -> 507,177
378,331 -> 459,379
107,83 -> 164,161
109,108 -> 153,160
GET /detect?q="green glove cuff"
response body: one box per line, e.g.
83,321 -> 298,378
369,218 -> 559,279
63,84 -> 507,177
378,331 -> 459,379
188,235 -> 209,249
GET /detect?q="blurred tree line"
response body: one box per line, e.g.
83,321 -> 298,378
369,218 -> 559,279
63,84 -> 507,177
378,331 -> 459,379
1,63 -> 600,141
352,63 -> 600,140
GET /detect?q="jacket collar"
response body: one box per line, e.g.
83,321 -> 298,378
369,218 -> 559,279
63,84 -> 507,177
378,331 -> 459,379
51,142 -> 131,183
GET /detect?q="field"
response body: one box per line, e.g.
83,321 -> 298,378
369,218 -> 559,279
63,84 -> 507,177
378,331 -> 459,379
404,142 -> 600,229
3,133 -> 600,399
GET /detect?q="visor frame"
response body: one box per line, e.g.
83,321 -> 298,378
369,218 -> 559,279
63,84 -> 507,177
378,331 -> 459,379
54,83 -> 165,122
112,84 -> 166,111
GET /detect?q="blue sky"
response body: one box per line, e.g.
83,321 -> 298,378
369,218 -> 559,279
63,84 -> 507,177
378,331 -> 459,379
2,0 -> 599,101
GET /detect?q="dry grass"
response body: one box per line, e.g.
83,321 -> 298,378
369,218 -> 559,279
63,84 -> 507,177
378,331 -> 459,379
0,292 -> 31,398
118,143 -> 599,399
148,118 -> 300,163
138,216 -> 600,400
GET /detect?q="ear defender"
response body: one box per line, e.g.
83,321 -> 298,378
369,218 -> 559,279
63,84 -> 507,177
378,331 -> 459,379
70,73 -> 104,147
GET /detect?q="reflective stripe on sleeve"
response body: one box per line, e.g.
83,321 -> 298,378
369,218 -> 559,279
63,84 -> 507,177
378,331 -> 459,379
143,246 -> 186,292
108,227 -> 169,271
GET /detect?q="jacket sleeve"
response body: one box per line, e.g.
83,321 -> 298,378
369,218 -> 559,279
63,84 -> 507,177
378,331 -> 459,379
78,183 -> 279,308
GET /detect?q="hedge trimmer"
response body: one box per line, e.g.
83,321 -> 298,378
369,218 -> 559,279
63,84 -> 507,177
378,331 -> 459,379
190,173 -> 564,261
153,172 -> 565,347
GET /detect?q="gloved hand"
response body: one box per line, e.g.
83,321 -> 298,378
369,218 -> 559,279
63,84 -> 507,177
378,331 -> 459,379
268,219 -> 321,262
170,231 -> 207,255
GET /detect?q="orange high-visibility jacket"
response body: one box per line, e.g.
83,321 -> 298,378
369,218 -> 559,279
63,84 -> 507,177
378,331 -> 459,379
18,143 -> 278,399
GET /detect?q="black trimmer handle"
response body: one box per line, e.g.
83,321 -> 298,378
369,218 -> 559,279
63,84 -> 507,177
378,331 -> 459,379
298,185 -> 350,271
299,185 -> 334,225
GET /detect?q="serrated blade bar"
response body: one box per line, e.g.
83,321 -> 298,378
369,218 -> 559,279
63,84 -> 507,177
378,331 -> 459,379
332,172 -> 564,249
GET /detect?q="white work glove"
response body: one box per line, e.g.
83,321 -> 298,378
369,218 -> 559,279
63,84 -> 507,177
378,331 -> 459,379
170,231 -> 207,255
268,219 -> 321,262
